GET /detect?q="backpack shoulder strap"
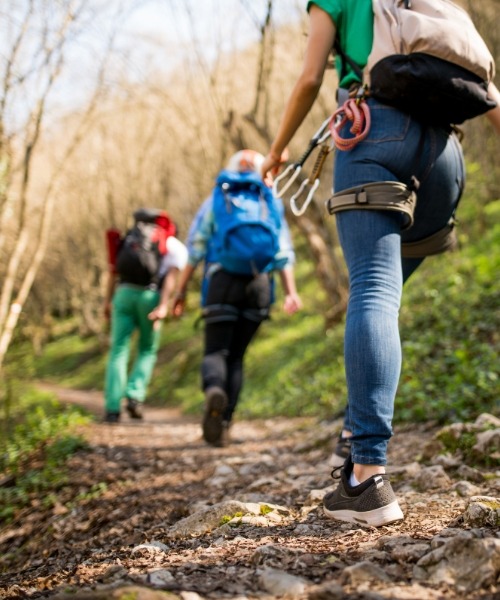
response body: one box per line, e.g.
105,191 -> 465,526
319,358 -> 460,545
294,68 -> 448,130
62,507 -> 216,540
333,37 -> 363,84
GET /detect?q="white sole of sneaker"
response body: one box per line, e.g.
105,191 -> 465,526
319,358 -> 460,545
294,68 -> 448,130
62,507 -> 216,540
324,499 -> 404,527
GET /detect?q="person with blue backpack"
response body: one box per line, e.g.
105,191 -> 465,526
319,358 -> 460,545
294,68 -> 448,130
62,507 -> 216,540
262,0 -> 500,526
173,150 -> 302,447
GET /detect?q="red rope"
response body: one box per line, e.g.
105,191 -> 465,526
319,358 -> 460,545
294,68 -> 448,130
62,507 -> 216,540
329,98 -> 371,151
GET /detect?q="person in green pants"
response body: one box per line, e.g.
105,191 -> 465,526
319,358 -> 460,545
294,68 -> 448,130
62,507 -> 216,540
103,210 -> 188,422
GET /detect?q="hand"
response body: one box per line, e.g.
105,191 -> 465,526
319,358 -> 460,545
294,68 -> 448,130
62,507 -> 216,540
148,304 -> 168,321
261,148 -> 289,186
283,292 -> 302,315
172,293 -> 186,317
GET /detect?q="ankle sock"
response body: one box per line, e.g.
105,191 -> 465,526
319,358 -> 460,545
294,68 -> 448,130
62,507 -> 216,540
349,472 -> 361,487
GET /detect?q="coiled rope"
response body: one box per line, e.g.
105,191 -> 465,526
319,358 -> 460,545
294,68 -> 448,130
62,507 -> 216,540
329,97 -> 371,151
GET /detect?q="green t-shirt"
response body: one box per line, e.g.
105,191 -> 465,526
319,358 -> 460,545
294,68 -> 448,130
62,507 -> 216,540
307,0 -> 374,89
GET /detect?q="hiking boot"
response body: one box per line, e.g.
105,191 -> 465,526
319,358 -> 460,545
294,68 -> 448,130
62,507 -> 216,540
323,456 -> 404,527
104,411 -> 120,423
126,398 -> 143,420
202,386 -> 228,445
329,434 -> 352,467
212,420 -> 231,448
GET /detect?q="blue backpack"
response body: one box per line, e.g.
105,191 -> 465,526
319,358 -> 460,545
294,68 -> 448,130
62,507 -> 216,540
212,169 -> 281,275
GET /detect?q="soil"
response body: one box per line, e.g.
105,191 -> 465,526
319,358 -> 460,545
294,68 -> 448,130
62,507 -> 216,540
0,384 -> 498,600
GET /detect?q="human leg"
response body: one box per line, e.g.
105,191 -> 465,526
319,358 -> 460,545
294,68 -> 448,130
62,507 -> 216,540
224,316 -> 263,422
201,270 -> 270,444
104,287 -> 138,415
224,274 -> 270,422
329,253 -> 423,462
337,209 -> 404,470
331,103 -> 465,469
125,288 -> 161,409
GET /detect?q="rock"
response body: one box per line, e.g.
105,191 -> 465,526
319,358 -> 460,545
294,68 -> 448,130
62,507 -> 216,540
307,581 -> 344,599
390,543 -> 430,564
462,496 -> 500,527
474,413 -> 500,428
377,584 -> 442,599
132,541 -> 170,554
341,561 -> 392,584
251,543 -> 300,566
472,429 -> 500,460
166,500 -> 290,539
258,567 -> 309,597
413,465 -> 451,491
147,569 -> 176,587
452,480 -> 482,497
456,464 -> 485,483
413,536 -> 500,592
166,501 -> 248,539
51,586 -> 179,599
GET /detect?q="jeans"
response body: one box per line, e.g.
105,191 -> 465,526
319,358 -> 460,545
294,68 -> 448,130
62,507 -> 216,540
202,269 -> 271,422
334,98 -> 465,465
104,285 -> 161,412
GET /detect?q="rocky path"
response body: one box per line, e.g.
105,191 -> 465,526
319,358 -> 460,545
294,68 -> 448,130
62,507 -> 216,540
0,386 -> 499,600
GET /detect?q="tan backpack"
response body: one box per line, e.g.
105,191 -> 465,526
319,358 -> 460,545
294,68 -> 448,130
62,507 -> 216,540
338,0 -> 497,125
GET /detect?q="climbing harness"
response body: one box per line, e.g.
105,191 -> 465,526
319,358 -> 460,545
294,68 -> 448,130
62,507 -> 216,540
326,181 -> 418,230
273,117 -> 332,215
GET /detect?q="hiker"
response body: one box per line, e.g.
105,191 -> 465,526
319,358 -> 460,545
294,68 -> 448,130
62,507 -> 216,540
103,208 -> 188,423
262,0 -> 500,526
173,149 -> 302,447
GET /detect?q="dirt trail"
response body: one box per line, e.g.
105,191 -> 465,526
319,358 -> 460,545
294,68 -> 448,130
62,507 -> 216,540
0,385 -> 498,600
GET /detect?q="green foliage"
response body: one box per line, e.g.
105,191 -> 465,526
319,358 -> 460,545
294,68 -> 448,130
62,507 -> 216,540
396,197 -> 499,423
0,386 -> 91,521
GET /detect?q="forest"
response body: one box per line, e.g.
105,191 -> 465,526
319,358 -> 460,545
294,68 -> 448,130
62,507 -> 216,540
0,1 -> 499,599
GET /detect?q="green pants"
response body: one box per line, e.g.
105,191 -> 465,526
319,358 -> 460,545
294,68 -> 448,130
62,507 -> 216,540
104,285 -> 162,412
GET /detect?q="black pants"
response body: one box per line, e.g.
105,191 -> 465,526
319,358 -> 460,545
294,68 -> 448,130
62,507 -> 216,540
202,269 -> 271,423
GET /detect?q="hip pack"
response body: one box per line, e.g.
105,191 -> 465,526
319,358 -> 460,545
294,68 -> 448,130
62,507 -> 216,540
338,0 -> 497,126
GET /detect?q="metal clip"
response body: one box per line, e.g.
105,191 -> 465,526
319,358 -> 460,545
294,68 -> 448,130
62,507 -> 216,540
289,144 -> 332,216
273,117 -> 331,200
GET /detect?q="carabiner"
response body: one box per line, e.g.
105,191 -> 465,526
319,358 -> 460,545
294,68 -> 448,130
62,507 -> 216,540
273,164 -> 302,199
289,178 -> 321,216
273,117 -> 331,199
289,143 -> 332,216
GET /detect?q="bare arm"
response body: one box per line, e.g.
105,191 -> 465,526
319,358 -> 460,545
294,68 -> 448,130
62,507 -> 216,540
262,5 -> 336,179
486,81 -> 500,135
104,271 -> 118,321
278,267 -> 303,315
148,267 -> 179,321
172,263 -> 197,317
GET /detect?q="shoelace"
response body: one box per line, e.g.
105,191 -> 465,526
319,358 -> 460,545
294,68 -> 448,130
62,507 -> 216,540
330,465 -> 343,480
329,97 -> 371,151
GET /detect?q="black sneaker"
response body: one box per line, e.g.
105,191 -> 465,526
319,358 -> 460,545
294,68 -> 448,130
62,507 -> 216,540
126,398 -> 143,420
104,411 -> 120,423
202,386 -> 228,445
329,434 -> 352,467
323,456 -> 404,527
